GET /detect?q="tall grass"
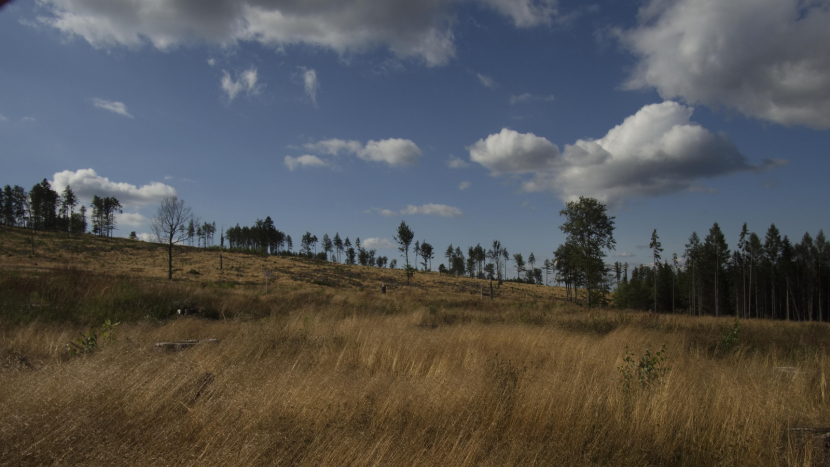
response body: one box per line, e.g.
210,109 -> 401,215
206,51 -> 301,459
2,273 -> 829,465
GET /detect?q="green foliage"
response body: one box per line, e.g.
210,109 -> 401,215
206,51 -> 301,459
67,319 -> 119,356
559,197 -> 615,307
618,344 -> 668,392
720,319 -> 741,353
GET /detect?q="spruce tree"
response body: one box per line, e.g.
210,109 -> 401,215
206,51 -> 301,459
650,229 -> 663,312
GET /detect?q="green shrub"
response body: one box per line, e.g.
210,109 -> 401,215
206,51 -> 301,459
618,344 -> 668,392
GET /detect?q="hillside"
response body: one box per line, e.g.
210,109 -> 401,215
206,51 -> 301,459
0,225 -> 566,301
2,225 -> 830,465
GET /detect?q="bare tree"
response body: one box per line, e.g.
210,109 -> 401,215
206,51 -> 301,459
151,196 -> 193,281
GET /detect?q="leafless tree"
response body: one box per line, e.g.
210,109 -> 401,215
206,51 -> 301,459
151,196 -> 192,280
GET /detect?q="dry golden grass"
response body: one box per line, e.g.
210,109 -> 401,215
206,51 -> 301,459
0,225 -> 566,302
2,227 -> 830,465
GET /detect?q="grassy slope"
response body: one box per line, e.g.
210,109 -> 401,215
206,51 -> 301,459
0,225 -> 567,300
2,226 -> 830,466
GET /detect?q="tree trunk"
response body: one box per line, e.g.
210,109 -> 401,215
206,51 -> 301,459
168,240 -> 174,281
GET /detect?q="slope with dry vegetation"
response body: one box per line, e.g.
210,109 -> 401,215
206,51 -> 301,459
1,227 -> 829,466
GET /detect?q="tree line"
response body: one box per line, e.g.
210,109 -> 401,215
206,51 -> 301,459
5,178 -> 826,322
614,223 -> 829,321
1,179 -> 124,238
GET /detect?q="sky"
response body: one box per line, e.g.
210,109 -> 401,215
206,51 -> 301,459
1,0 -> 828,274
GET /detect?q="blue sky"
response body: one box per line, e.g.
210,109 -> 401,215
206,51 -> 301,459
1,0 -> 828,273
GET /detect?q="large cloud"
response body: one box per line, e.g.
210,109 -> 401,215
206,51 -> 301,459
469,101 -> 788,203
51,169 -> 177,207
469,128 -> 560,174
38,0 -> 560,67
305,138 -> 422,166
116,212 -> 147,227
619,0 -> 830,129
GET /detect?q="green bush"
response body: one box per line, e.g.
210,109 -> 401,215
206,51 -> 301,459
618,344 -> 668,392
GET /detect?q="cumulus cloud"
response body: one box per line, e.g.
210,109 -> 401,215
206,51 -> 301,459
619,0 -> 830,128
51,168 -> 177,207
284,155 -> 330,171
117,212 -> 147,227
469,128 -> 561,175
207,58 -> 216,66
372,203 -> 463,218
614,251 -> 635,258
305,138 -> 422,166
221,68 -> 259,101
510,93 -> 555,104
136,232 -> 159,242
477,73 -> 497,89
459,181 -> 471,190
37,0 -> 560,67
92,98 -> 133,118
469,101 -> 788,203
362,237 -> 395,249
446,155 -> 469,168
301,67 -> 319,106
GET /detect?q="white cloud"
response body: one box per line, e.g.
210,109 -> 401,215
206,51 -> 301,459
476,73 -> 497,88
0,114 -> 7,122
221,67 -> 259,101
619,0 -> 830,128
305,137 -> 422,166
300,67 -> 319,106
372,203 -> 463,218
360,139 -> 422,166
136,232 -> 159,242
284,155 -> 330,171
117,212 -> 147,227
459,181 -> 471,190
614,251 -> 635,258
401,203 -> 463,217
470,101 -> 788,204
478,0 -> 558,27
469,128 -> 561,175
50,168 -> 177,207
92,98 -> 133,118
304,138 -> 363,156
37,0 -> 560,67
207,58 -> 216,66
21,116 -> 35,122
362,237 -> 395,249
510,93 -> 555,104
446,155 -> 469,168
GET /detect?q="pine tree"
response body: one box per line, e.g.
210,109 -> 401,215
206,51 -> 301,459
685,232 -> 701,316
333,233 -> 343,263
393,221 -> 415,285
765,224 -> 782,319
650,229 -> 663,312
513,253 -> 525,280
704,223 -> 730,317
322,234 -> 333,261
527,252 -> 536,283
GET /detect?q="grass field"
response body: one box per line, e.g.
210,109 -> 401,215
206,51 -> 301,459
2,227 -> 830,465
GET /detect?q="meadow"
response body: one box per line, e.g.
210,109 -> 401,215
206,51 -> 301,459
1,226 -> 829,466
